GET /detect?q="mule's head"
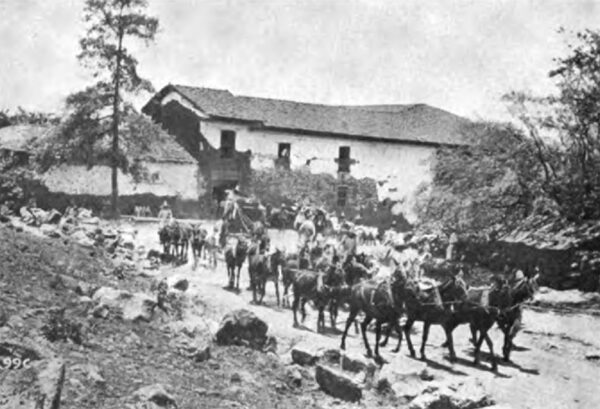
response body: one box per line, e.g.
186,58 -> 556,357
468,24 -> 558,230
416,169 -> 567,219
511,270 -> 540,304
440,272 -> 469,302
269,248 -> 285,270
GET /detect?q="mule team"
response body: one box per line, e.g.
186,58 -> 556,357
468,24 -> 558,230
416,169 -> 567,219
158,217 -> 539,372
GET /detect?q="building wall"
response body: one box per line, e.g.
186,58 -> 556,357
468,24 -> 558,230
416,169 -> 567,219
199,119 -> 435,221
42,162 -> 201,200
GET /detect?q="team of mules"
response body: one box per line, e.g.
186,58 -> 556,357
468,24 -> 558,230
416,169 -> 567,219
158,219 -> 539,372
268,239 -> 539,371
158,220 -> 220,268
338,262 -> 539,370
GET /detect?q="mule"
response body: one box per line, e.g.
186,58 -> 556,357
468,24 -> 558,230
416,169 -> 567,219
340,268 -> 408,362
290,269 -> 331,332
446,276 -> 513,371
224,238 -> 249,290
249,249 -> 285,305
191,225 -> 207,269
470,273 -> 539,362
158,225 -> 171,256
281,247 -> 311,308
399,275 -> 469,361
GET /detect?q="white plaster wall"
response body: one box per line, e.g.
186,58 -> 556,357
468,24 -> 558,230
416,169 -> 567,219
199,119 -> 435,220
42,162 -> 201,199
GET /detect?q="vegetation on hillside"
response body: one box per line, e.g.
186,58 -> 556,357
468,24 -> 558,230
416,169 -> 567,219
416,29 -> 600,238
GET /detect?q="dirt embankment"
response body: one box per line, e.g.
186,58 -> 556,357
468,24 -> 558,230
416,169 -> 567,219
0,226 -> 337,409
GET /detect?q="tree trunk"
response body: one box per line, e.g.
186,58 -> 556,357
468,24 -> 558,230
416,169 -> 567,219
111,32 -> 124,219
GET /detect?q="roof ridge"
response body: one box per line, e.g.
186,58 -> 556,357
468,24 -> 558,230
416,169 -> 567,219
145,84 -> 472,146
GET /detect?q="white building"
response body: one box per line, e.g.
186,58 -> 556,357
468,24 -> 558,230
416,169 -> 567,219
143,85 -> 471,221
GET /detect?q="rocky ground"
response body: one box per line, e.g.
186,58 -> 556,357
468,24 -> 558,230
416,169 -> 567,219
1,219 -> 600,409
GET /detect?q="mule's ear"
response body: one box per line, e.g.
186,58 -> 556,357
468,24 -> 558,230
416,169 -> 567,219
392,257 -> 399,267
532,273 -> 540,282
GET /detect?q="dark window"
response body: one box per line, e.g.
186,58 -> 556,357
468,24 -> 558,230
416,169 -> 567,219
278,143 -> 291,158
338,146 -> 351,172
276,143 -> 291,169
220,130 -> 236,157
337,185 -> 348,207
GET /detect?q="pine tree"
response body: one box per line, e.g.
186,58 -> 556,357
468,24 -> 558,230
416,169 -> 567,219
76,0 -> 158,217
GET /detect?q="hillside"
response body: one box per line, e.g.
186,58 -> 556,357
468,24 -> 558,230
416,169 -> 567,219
0,225 -> 331,409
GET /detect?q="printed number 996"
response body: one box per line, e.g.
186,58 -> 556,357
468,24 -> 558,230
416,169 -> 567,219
0,357 -> 31,370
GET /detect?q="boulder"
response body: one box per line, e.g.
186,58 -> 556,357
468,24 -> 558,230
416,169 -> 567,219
341,351 -> 371,373
321,348 -> 341,364
75,281 -> 97,297
215,309 -> 269,349
315,364 -> 362,402
40,224 -> 61,238
72,363 -> 105,386
147,249 -> 162,259
119,234 -> 136,250
133,383 -> 176,408
448,379 -> 495,409
291,346 -> 320,366
80,216 -> 99,226
585,351 -> 600,360
376,359 -> 433,401
408,379 -> 494,409
285,366 -> 303,388
71,230 -> 94,248
175,338 -> 211,362
173,279 -> 190,292
0,333 -> 66,409
50,273 -> 79,292
92,287 -> 157,322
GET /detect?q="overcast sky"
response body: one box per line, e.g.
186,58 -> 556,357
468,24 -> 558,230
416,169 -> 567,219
0,0 -> 598,121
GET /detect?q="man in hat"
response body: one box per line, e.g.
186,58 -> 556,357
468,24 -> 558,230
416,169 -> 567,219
158,201 -> 173,228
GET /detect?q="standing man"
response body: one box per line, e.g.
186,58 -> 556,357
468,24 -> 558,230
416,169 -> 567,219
158,201 -> 173,228
446,231 -> 458,261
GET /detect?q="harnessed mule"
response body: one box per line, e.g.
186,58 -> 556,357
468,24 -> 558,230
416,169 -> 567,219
340,268 -> 408,362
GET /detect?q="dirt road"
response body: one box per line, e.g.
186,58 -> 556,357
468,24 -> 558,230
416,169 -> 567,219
135,221 -> 600,409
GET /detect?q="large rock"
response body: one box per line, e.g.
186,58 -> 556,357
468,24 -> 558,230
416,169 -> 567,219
175,337 -> 211,362
133,383 -> 176,408
119,233 -> 136,250
376,358 -> 433,401
341,351 -> 378,385
321,348 -> 341,364
40,224 -> 61,238
291,346 -> 320,366
315,364 -> 362,402
92,287 -> 157,322
215,309 -> 269,349
0,333 -> 66,409
341,351 -> 377,374
408,379 -> 494,409
70,230 -> 94,248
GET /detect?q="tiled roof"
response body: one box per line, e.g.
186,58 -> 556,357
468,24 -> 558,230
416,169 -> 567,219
0,124 -> 195,164
143,85 -> 473,146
